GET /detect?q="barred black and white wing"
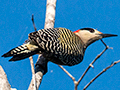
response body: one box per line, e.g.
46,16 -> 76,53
29,28 -> 85,66
2,28 -> 85,65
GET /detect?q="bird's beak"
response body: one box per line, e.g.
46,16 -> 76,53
99,33 -> 118,38
84,31 -> 117,48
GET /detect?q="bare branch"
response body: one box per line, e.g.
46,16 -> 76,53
28,55 -> 44,90
74,81 -> 78,90
58,65 -> 79,90
28,1 -> 117,90
0,65 -> 11,90
29,56 -> 37,90
31,14 -> 37,31
28,0 -> 57,90
28,15 -> 38,90
77,40 -> 109,85
0,65 -> 17,90
83,60 -> 120,90
44,0 -> 56,29
58,65 -> 75,81
58,40 -> 110,90
28,69 -> 43,90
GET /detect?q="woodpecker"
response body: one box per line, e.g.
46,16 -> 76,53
2,28 -> 117,66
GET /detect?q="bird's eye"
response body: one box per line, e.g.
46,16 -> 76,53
89,29 -> 95,33
80,28 -> 95,33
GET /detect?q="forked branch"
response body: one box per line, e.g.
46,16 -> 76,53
59,39 -> 111,90
83,60 -> 120,90
77,39 -> 109,85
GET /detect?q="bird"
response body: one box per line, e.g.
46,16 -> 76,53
2,27 -> 117,66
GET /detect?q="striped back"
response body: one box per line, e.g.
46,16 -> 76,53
29,28 -> 85,66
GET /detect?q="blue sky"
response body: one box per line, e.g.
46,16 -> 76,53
0,0 -> 120,90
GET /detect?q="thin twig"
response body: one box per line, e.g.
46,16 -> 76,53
58,40 -> 109,90
83,60 -> 120,90
58,65 -> 75,81
74,81 -> 78,90
28,15 -> 38,90
58,65 -> 78,90
28,0 -> 57,90
31,14 -> 37,31
29,56 -> 37,90
77,39 -> 109,85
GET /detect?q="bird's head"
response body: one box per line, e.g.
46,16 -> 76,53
74,28 -> 117,48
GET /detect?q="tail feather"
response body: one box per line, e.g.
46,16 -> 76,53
2,44 -> 39,61
9,51 -> 37,61
2,44 -> 29,57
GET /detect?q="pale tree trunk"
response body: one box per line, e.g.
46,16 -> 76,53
44,0 -> 56,29
0,66 -> 17,90
28,0 -> 57,90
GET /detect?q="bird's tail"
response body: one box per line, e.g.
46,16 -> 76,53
2,43 -> 39,61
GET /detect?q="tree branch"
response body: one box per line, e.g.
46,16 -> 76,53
28,15 -> 38,90
0,65 -> 17,90
29,56 -> 37,90
58,65 -> 76,81
28,1 -> 117,90
28,0 -> 57,90
31,14 -> 37,31
83,60 -> 120,90
28,55 -> 44,90
58,40 -> 110,90
44,0 -> 56,29
77,39 -> 109,85
58,65 -> 78,90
